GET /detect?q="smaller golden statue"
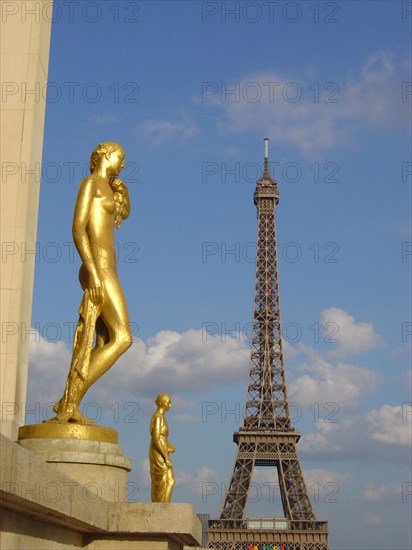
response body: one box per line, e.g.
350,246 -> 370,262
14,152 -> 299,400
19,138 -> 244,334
149,393 -> 175,502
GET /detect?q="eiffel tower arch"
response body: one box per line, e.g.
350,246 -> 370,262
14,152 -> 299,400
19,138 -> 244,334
207,139 -> 329,550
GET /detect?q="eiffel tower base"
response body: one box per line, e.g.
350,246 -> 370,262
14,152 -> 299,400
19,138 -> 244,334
208,519 -> 329,550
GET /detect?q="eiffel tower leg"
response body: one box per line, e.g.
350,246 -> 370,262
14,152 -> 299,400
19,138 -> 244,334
277,442 -> 315,520
220,450 -> 255,520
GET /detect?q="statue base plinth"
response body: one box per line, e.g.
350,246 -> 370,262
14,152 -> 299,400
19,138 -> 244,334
18,422 -> 118,443
17,424 -> 131,502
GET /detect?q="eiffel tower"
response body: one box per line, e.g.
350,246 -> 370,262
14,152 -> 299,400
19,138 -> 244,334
207,139 -> 329,550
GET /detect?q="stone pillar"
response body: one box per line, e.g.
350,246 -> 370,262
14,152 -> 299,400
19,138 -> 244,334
0,1 -> 53,439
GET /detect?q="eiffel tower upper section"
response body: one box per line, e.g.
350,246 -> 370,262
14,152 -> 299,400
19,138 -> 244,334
243,137 -> 291,433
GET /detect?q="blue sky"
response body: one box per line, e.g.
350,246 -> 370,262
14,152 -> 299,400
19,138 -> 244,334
25,1 -> 411,548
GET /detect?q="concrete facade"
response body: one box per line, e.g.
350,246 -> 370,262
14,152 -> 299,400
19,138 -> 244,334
1,0 -> 53,440
1,434 -> 203,549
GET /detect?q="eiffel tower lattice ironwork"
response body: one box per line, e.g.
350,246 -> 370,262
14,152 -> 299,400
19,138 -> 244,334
207,139 -> 329,550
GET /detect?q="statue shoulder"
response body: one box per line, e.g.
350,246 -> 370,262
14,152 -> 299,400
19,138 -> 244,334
76,176 -> 98,198
79,175 -> 97,189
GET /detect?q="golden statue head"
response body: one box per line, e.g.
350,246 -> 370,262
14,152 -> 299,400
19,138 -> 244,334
89,142 -> 129,229
90,142 -> 125,175
155,393 -> 172,410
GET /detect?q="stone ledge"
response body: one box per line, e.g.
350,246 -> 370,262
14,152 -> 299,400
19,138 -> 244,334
109,502 -> 202,541
1,434 -> 203,548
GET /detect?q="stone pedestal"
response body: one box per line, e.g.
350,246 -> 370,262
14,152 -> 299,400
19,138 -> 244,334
17,424 -> 131,502
1,434 -> 204,549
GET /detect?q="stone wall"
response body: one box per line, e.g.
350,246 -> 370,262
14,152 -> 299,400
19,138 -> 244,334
1,0 -> 53,440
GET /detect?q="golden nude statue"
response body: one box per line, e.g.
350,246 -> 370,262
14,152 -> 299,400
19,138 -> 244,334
47,142 -> 133,424
149,393 -> 176,502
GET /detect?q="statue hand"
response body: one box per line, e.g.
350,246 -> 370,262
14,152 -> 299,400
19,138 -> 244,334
89,272 -> 104,305
168,445 -> 176,453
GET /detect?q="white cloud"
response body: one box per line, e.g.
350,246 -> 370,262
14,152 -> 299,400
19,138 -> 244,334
154,465 -> 220,495
28,305 -> 408,468
299,403 -> 411,462
27,328 -> 249,410
27,308 -> 381,413
363,481 -> 402,502
304,468 -> 353,489
135,117 -> 198,145
192,467 -> 219,495
175,470 -> 194,487
365,404 -> 411,446
167,396 -> 196,411
364,512 -> 382,525
136,458 -> 151,488
389,344 -> 412,361
29,331 -> 71,371
299,420 -> 350,456
121,328 -> 248,394
342,52 -> 406,129
320,307 -> 383,358
281,308 -> 408,462
198,51 -> 409,155
89,114 -> 121,125
289,347 -> 381,412
282,339 -> 302,360
27,332 -> 71,408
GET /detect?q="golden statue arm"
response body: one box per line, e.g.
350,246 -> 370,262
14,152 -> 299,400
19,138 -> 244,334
151,415 -> 172,465
72,177 -> 103,304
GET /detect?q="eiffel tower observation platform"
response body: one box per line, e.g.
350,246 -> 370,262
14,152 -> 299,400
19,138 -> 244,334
207,140 -> 329,550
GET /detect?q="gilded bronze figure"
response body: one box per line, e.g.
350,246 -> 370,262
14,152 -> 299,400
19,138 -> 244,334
149,393 -> 175,502
48,142 -> 132,424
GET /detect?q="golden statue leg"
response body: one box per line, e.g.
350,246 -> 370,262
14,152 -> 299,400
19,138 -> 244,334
49,330 -> 131,424
163,467 -> 175,503
74,336 -> 129,402
49,367 -> 94,424
47,289 -> 99,424
60,277 -> 132,415
95,315 -> 110,348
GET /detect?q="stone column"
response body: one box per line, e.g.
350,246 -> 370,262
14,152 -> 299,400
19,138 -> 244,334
0,1 -> 53,439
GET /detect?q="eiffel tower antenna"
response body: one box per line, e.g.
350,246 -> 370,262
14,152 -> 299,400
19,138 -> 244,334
264,136 -> 269,176
207,138 -> 329,549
